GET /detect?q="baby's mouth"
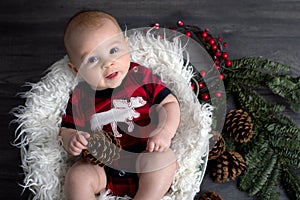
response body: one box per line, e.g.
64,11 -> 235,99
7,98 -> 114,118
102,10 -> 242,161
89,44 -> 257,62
105,72 -> 118,79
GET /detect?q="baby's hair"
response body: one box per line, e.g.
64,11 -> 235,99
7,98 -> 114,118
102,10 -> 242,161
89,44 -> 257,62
64,9 -> 122,55
64,10 -> 120,34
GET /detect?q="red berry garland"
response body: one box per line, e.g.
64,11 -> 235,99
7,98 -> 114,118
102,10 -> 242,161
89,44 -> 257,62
172,21 -> 230,102
152,21 -> 229,103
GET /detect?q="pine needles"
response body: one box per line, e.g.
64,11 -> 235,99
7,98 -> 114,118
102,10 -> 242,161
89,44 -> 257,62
224,57 -> 300,199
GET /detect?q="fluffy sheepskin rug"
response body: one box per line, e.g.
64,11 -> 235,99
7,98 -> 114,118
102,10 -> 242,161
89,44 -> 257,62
12,29 -> 213,200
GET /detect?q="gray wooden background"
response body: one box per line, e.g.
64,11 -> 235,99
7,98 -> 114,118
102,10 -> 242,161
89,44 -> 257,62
1,0 -> 299,199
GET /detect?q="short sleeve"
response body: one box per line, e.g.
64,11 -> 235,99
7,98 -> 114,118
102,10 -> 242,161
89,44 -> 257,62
61,85 -> 88,130
61,95 -> 76,129
132,64 -> 172,105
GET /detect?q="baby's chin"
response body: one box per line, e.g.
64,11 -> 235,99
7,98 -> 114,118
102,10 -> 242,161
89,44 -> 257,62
94,80 -> 124,91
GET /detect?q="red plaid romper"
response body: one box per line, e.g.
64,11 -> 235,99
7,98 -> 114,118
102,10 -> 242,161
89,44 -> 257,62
61,62 -> 171,197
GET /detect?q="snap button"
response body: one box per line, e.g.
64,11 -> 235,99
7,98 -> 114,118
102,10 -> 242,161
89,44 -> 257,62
119,170 -> 125,176
133,66 -> 138,73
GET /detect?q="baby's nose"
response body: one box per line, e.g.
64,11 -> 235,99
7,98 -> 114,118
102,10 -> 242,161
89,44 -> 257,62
103,59 -> 114,68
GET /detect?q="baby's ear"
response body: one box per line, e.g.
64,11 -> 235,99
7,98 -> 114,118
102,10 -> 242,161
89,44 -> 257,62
124,36 -> 129,45
67,62 -> 78,74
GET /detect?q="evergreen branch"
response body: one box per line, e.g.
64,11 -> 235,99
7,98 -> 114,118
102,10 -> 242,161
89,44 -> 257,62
267,123 -> 300,139
229,58 -> 300,111
268,114 -> 299,130
232,84 -> 300,160
244,143 -> 269,170
278,150 -> 300,168
231,57 -> 290,74
267,75 -> 300,112
232,85 -> 285,122
281,166 -> 300,200
228,68 -> 270,88
248,154 -> 278,196
269,135 -> 300,153
256,162 -> 281,200
239,147 -> 274,193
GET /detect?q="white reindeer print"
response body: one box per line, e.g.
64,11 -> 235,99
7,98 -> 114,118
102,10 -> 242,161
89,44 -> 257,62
90,96 -> 147,137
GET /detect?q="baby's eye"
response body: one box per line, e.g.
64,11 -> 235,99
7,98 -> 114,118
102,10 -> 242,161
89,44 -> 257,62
110,47 -> 119,54
87,56 -> 99,63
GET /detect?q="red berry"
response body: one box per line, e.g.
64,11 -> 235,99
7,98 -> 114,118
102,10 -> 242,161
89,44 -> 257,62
205,36 -> 211,42
217,37 -> 223,42
205,28 -> 209,32
177,20 -> 185,27
215,60 -> 220,65
211,45 -> 218,51
200,70 -> 206,77
219,74 -> 225,80
225,59 -> 232,67
223,42 -> 228,47
222,52 -> 228,59
201,32 -> 208,38
154,23 -> 160,29
185,31 -> 191,37
215,65 -> 220,70
215,51 -> 221,57
215,92 -> 222,98
191,84 -> 195,90
198,82 -> 205,89
201,93 -> 210,101
209,39 -> 215,45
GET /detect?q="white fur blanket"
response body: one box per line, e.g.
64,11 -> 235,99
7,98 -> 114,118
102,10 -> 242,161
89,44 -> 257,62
12,29 -> 213,200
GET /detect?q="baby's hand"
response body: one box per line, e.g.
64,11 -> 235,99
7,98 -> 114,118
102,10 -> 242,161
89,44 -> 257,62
146,127 -> 174,152
61,128 -> 90,156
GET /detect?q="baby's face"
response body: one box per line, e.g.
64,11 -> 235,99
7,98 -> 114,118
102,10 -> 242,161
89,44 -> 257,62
67,20 -> 131,90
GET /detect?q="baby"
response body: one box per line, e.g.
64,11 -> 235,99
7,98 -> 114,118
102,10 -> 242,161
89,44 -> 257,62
60,10 -> 180,200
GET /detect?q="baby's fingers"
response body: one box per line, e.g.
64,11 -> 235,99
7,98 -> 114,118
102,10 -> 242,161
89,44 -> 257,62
147,140 -> 155,152
71,139 -> 86,151
154,145 -> 160,152
69,145 -> 83,156
76,131 -> 90,146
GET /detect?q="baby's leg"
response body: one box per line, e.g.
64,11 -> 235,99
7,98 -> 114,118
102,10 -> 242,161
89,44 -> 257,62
134,148 -> 177,200
64,159 -> 107,200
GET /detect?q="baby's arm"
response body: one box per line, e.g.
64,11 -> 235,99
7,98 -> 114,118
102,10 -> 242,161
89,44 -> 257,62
146,93 -> 180,152
60,127 -> 90,156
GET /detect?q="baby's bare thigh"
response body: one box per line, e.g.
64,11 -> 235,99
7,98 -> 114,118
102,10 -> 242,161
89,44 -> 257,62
68,159 -> 107,193
136,148 -> 177,173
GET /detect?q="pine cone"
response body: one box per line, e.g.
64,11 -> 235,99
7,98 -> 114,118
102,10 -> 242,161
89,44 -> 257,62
82,130 -> 121,166
199,191 -> 223,200
223,109 -> 253,143
211,151 -> 246,183
209,132 -> 226,160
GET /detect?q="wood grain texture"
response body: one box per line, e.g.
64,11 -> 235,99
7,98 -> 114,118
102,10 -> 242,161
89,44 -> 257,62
1,0 -> 299,199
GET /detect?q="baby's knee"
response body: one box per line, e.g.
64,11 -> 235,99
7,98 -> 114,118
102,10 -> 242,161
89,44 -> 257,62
65,159 -> 106,193
136,148 -> 177,173
66,160 -> 89,181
